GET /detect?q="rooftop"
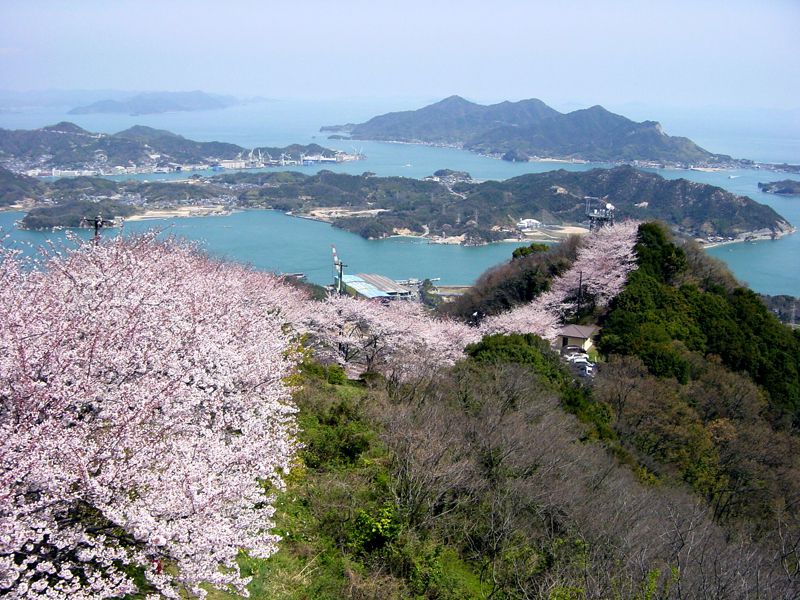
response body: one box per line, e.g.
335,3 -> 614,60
341,273 -> 413,299
558,324 -> 598,340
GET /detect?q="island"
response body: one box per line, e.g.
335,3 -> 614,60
758,179 -> 800,195
7,164 -> 793,247
322,96 -> 799,172
0,123 -> 363,176
67,91 -> 239,116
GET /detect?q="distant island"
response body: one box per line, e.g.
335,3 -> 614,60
0,123 -> 363,176
7,164 -> 792,246
758,179 -> 800,195
322,96 -> 795,171
67,91 -> 239,116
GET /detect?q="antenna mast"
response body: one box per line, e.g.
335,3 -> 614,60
331,245 -> 346,294
585,196 -> 615,232
80,213 -> 115,245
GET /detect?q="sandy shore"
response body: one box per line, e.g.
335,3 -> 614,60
0,202 -> 33,212
304,207 -> 390,221
389,224 -> 591,246
701,226 -> 796,248
516,225 -> 590,242
124,205 -> 232,221
390,231 -> 466,245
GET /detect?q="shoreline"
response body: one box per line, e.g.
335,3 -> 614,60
7,203 -> 794,251
331,137 -> 799,174
698,225 -> 796,248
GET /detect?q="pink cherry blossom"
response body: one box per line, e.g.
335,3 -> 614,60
481,221 -> 639,339
1,220 -> 641,598
1,235 -> 300,598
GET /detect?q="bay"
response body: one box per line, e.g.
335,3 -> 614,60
0,210 -> 528,286
1,100 -> 798,295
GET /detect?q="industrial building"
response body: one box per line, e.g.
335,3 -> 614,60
340,273 -> 413,300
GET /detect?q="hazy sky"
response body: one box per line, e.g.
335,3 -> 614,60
1,0 -> 799,110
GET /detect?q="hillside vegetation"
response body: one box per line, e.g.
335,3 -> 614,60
2,224 -> 798,599
0,166 -> 44,205
208,224 -> 799,598
232,166 -> 791,243
0,123 -> 339,170
6,165 -> 792,243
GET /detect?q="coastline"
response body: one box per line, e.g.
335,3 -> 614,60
9,199 -> 793,251
698,225 -> 796,248
333,136 -> 799,174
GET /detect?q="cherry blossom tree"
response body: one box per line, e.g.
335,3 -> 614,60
312,295 -> 480,381
549,219 -> 640,311
479,289 -> 565,341
0,220 -> 641,598
0,235 -> 301,599
306,222 -> 639,377
481,221 -> 639,339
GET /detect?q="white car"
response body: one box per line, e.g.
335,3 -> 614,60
568,354 -> 591,365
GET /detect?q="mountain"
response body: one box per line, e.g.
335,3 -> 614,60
322,95 -> 561,145
484,165 -> 791,239
0,165 -> 45,205
0,123 -> 341,171
110,125 -> 243,163
68,90 -> 238,115
322,96 -> 729,165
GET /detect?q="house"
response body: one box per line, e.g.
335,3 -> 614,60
555,324 -> 598,351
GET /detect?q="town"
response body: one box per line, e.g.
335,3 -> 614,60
18,147 -> 365,178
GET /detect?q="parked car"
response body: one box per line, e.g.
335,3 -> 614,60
560,345 -> 588,357
577,363 -> 595,377
568,354 -> 591,365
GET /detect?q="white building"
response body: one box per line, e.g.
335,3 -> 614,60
516,218 -> 542,231
219,160 -> 246,170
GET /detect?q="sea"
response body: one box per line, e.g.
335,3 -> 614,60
1,99 -> 799,295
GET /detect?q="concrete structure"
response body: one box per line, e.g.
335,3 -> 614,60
555,324 -> 598,351
585,196 -> 615,231
341,273 -> 413,300
516,218 -> 542,231
219,160 -> 247,169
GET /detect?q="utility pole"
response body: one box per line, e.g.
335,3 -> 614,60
331,245 -> 347,295
577,270 -> 583,313
80,214 -> 115,245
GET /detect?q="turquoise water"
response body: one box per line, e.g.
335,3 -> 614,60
1,101 -> 799,295
647,167 -> 800,296
0,210 -> 528,286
